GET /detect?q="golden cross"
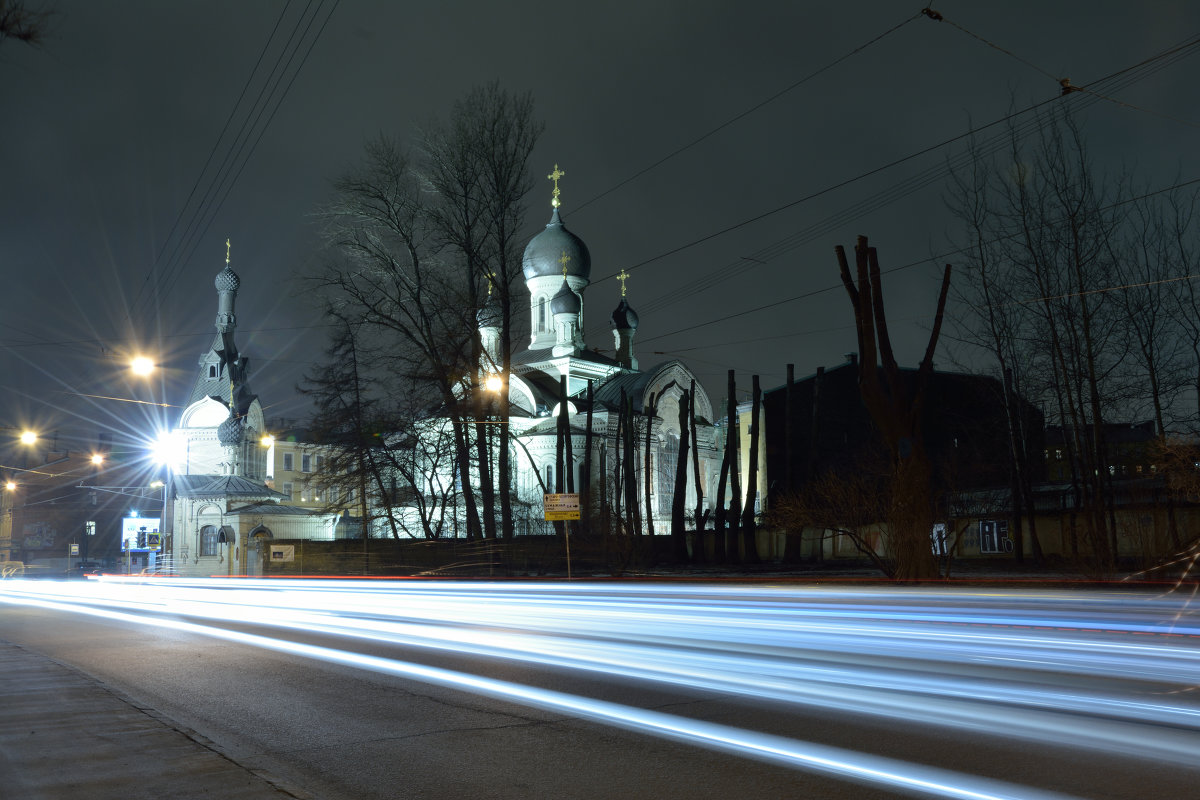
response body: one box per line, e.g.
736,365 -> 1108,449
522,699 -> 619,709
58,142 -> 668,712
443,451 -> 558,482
485,270 -> 496,296
617,268 -> 629,297
559,250 -> 571,277
225,238 -> 231,264
547,164 -> 565,208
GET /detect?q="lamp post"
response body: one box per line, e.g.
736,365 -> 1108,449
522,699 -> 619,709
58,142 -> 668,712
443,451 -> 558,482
0,428 -> 40,564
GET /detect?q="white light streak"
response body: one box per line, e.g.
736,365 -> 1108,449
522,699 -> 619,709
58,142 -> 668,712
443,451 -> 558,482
2,579 -> 1198,797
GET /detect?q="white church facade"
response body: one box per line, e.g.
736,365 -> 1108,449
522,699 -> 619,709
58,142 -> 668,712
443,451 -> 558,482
161,244 -> 342,576
405,170 -> 721,537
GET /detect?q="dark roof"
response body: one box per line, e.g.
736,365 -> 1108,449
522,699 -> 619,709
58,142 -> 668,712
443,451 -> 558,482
228,502 -> 321,516
174,474 -> 285,500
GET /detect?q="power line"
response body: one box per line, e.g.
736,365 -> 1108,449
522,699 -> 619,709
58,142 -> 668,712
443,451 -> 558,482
580,33 -> 1200,342
132,0 -> 341,318
635,173 -> 1200,348
126,0 -> 297,320
571,11 -> 924,216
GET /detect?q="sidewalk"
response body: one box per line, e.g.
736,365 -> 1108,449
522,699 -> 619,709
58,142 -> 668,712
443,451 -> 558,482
0,642 -> 300,799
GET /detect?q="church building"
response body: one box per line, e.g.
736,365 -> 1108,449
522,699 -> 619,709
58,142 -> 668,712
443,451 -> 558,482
163,243 -> 341,575
414,167 -> 720,536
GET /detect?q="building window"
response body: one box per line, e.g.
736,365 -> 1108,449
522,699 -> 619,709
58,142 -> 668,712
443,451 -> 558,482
200,525 -> 218,556
328,486 -> 339,505
537,297 -> 546,332
544,464 -> 553,491
282,482 -> 293,500
979,520 -> 1014,554
316,455 -> 325,472
302,453 -> 312,473
208,364 -> 217,378
282,452 -> 294,472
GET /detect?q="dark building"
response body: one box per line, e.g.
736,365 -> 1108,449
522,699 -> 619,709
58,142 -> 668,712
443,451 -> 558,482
760,357 -> 1045,509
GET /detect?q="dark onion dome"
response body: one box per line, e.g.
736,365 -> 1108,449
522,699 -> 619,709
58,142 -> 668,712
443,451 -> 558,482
476,294 -> 502,328
610,297 -> 639,330
550,280 -> 581,315
522,208 -> 591,281
217,413 -> 246,446
215,264 -> 241,292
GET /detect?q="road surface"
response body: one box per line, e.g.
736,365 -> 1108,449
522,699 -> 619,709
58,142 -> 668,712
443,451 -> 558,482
2,578 -> 1199,799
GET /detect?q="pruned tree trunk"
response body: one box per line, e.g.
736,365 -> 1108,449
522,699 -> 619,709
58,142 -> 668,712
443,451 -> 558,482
672,389 -> 690,561
726,370 -> 742,562
740,375 -> 761,563
689,380 -> 708,563
836,235 -> 951,581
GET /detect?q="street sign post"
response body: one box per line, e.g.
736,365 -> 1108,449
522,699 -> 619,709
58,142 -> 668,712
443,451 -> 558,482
542,493 -> 580,521
543,493 -> 580,579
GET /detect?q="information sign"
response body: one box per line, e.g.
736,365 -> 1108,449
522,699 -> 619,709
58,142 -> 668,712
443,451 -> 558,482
543,493 -> 581,521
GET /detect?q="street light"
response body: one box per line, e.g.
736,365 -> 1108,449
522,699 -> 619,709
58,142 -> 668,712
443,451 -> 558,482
19,431 -> 36,445
130,356 -> 155,376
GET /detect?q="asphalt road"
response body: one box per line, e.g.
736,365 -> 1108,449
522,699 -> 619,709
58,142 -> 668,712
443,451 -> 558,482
2,579 -> 1199,800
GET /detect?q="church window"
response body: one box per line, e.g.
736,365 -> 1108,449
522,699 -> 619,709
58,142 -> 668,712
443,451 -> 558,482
200,525 -> 218,557
282,482 -> 293,500
282,452 -> 294,471
208,364 -> 217,378
302,453 -> 312,473
536,298 -> 546,332
544,464 -> 553,492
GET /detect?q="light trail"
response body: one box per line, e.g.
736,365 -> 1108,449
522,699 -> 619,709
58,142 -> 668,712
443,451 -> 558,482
2,579 -> 1198,797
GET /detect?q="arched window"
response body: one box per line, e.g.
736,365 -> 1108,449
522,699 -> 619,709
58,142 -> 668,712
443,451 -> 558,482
536,297 -> 546,332
544,464 -> 553,492
200,525 -> 218,556
208,364 -> 217,378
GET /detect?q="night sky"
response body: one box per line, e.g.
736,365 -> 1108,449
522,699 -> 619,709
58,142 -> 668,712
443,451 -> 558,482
2,1 -> 1198,455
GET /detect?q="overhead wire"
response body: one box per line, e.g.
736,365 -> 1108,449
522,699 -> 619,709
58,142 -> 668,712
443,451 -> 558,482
131,0 -> 341,318
635,172 -> 1200,350
571,10 -> 925,216
585,28 -> 1200,343
126,0 -> 297,320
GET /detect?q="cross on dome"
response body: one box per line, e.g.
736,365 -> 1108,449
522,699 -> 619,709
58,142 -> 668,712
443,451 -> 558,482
548,164 -> 565,208
226,238 -> 231,264
617,268 -> 629,297
559,250 -> 571,277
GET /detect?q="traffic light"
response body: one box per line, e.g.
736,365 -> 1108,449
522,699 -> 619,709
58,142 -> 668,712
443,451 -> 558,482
137,526 -> 147,548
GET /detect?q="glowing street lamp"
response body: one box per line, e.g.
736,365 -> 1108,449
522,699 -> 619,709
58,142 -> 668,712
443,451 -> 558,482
19,430 -> 36,445
131,356 -> 155,376
485,374 -> 503,393
90,453 -> 104,466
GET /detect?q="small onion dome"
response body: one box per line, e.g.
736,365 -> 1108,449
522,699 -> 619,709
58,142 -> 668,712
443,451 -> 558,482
610,297 -> 639,330
550,280 -> 581,316
215,264 -> 241,292
217,413 -> 246,446
522,208 -> 591,281
476,295 -> 502,328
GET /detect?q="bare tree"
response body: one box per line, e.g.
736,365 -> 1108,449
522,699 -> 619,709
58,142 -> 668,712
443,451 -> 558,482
421,82 -> 542,540
0,1 -> 50,49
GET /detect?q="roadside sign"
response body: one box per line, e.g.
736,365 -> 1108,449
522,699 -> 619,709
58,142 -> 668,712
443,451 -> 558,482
70,543 -> 79,556
543,493 -> 580,521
